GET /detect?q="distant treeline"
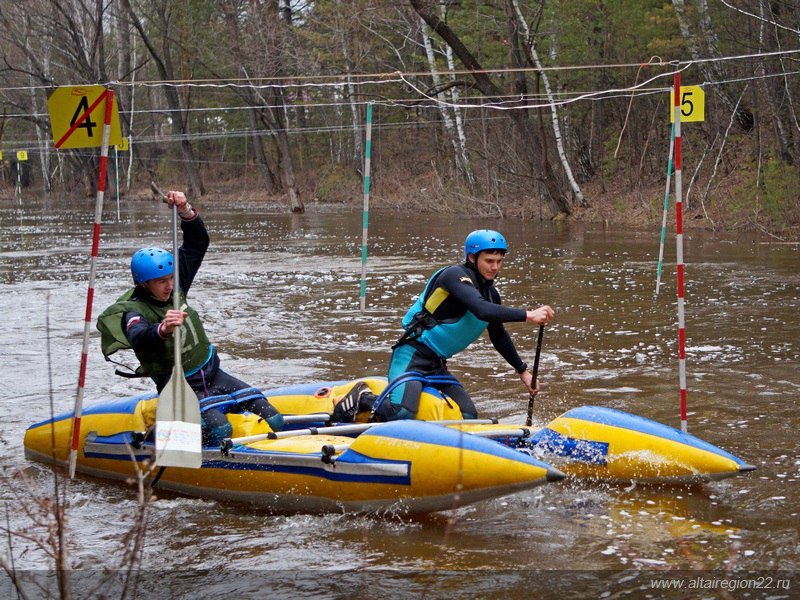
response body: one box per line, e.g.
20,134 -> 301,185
0,1 -> 798,233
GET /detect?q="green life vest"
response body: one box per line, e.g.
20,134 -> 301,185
96,288 -> 211,376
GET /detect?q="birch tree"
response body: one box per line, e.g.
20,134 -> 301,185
509,0 -> 587,208
420,16 -> 474,184
410,0 -> 572,216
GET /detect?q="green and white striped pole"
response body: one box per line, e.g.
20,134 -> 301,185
114,145 -> 121,220
655,122 -> 675,296
359,102 -> 373,313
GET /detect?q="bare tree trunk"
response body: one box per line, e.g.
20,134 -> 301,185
222,0 -> 303,212
420,16 -> 474,183
333,85 -> 345,164
125,31 -> 137,192
332,0 -> 363,170
755,0 -> 793,163
271,88 -> 304,213
275,2 -> 304,212
112,0 -> 134,193
510,0 -> 587,208
122,0 -> 205,197
113,0 -> 132,136
247,106 -> 279,194
345,73 -> 362,169
410,0 -> 571,216
24,15 -> 51,192
443,34 -> 475,186
219,6 -> 282,196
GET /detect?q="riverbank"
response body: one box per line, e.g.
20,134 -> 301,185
194,175 -> 800,242
4,169 -> 798,242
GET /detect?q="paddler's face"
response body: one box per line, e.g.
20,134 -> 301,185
143,274 -> 174,302
471,251 -> 505,281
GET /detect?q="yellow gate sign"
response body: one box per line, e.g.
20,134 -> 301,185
47,85 -> 122,149
16,150 -> 28,161
670,85 -> 705,123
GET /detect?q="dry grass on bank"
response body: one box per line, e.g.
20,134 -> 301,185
195,167 -> 800,240
3,160 -> 797,241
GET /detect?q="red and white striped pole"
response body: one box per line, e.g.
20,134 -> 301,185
68,88 -> 115,478
673,73 -> 688,433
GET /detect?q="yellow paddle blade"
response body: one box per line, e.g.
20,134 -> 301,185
155,365 -> 202,468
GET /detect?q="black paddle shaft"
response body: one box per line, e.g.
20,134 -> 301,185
525,324 -> 545,427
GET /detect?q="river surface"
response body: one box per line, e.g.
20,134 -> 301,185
1,194 -> 798,598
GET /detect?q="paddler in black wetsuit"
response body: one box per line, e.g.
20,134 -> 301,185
372,229 -> 554,422
97,190 -> 283,444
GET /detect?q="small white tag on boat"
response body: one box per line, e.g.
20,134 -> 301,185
155,421 -> 202,467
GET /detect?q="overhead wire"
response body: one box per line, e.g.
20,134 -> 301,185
2,45 -> 798,95
3,65 -> 798,132
4,65 -> 799,122
1,48 -> 799,151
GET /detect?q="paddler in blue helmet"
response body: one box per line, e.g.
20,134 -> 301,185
97,190 -> 283,443
373,229 -> 554,422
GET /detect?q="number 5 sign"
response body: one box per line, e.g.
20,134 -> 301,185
670,85 -> 705,123
47,85 -> 122,149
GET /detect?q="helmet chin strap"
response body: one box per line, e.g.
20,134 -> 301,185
465,252 -> 500,289
464,255 -> 487,286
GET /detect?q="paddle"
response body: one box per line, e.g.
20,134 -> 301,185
525,324 -> 545,427
220,418 -> 501,452
154,194 -> 203,468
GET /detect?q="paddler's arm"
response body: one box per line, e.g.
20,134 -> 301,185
487,292 -> 554,395
440,267 -> 528,322
124,309 -> 186,352
166,191 -> 209,293
488,323 -> 542,395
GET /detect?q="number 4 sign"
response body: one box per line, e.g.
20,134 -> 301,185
670,85 -> 705,123
47,85 -> 122,149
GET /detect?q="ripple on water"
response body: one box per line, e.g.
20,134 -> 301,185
2,199 -> 799,584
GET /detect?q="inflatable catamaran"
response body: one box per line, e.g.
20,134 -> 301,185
24,377 -> 755,514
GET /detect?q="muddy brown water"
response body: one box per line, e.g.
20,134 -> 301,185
1,194 -> 798,597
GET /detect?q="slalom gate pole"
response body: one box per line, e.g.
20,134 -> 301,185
655,122 -> 675,296
525,325 -> 545,427
359,102 -> 373,313
673,74 -> 688,433
68,88 -> 115,478
114,145 -> 120,220
15,162 -> 22,204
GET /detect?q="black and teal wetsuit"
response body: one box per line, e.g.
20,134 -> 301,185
97,213 -> 282,441
378,260 -> 528,421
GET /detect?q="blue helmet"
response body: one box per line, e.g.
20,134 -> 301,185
131,247 -> 174,284
464,230 -> 508,259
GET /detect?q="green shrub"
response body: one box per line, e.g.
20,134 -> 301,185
313,164 -> 359,204
761,158 -> 799,225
